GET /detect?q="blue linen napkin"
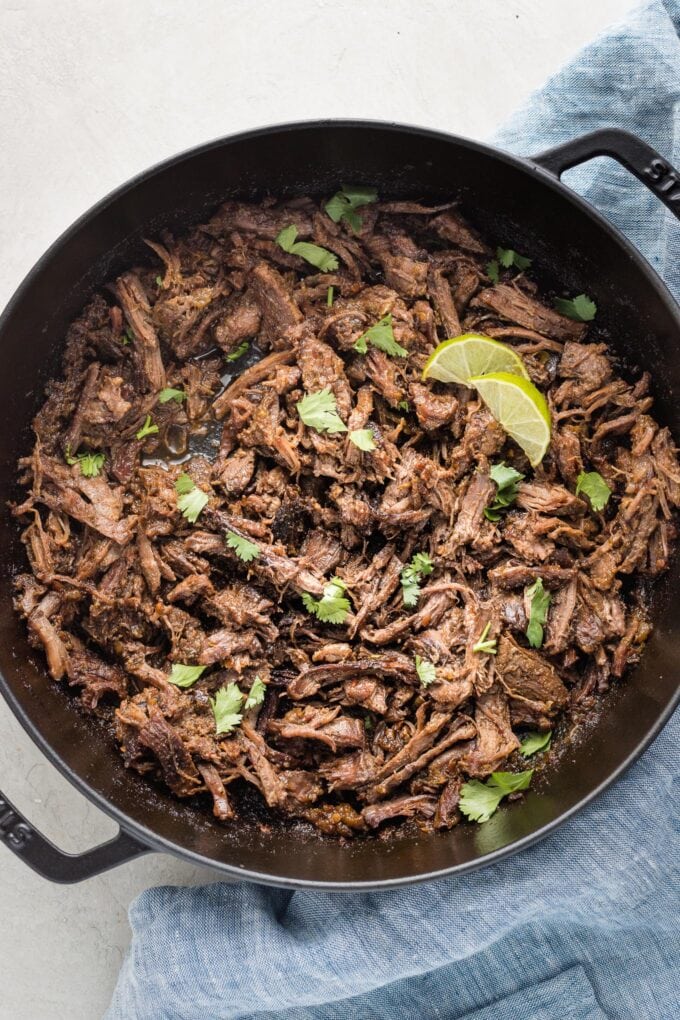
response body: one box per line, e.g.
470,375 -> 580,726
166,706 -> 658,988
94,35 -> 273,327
107,4 -> 680,1017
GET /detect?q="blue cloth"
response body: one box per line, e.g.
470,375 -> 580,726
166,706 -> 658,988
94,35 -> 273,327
107,5 -> 680,1017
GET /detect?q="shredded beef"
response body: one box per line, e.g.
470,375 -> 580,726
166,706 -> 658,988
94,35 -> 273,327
11,191 -> 679,840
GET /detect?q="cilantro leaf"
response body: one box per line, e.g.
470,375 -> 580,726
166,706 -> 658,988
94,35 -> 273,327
327,285 -> 334,307
486,259 -> 500,285
354,314 -> 408,358
121,327 -> 133,346
325,185 -> 377,232
415,654 -> 436,687
155,275 -> 163,286
136,415 -> 159,440
400,551 -> 434,607
226,529 -> 260,563
525,577 -> 551,649
496,247 -> 532,271
397,400 -> 410,412
472,621 -> 498,655
65,447 -> 105,478
575,470 -> 611,512
554,293 -> 597,321
168,663 -> 207,688
211,682 -> 245,735
296,388 -> 347,434
484,461 -> 524,521
225,341 -> 250,362
519,730 -> 552,757
158,387 -> 186,404
276,224 -> 339,272
244,676 -> 266,710
459,769 -> 533,823
302,576 -> 351,625
175,474 -> 209,523
349,429 -> 376,452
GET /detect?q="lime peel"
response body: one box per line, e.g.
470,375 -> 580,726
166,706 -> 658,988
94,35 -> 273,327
422,333 -> 530,386
470,371 -> 551,467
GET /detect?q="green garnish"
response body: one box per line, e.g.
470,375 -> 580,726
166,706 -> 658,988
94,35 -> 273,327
326,286 -> 334,307
226,529 -> 260,563
554,293 -> 597,322
484,461 -> 525,521
472,621 -> 498,655
486,260 -> 500,285
136,415 -> 159,440
349,429 -> 376,452
459,769 -> 534,823
486,247 -> 531,284
525,577 -> 551,649
65,447 -> 105,478
155,275 -> 163,286
302,576 -> 351,625
353,314 -> 407,358
275,224 -> 339,272
575,470 -> 611,512
175,473 -> 209,524
519,731 -> 552,757
158,387 -> 186,404
244,676 -> 266,710
296,388 -> 347,434
225,341 -> 250,362
168,663 -> 207,688
397,400 -> 410,412
121,327 -> 133,346
211,682 -> 245,735
324,185 -> 378,233
415,654 -> 436,687
400,551 -> 434,607
364,715 -> 374,731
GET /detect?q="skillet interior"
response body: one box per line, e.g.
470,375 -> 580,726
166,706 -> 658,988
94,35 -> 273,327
0,122 -> 678,888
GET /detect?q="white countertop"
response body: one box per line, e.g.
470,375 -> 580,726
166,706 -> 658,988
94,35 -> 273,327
0,1 -> 635,1015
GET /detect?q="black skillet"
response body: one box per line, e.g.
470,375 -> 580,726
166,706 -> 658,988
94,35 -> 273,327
0,122 -> 679,888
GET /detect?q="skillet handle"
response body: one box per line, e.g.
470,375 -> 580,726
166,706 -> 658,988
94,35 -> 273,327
532,127 -> 680,222
0,787 -> 148,883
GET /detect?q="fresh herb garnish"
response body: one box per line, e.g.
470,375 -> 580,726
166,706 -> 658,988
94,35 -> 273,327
415,654 -> 436,687
175,473 -> 209,524
525,577 -> 551,649
211,682 -> 245,735
472,621 -> 498,655
244,676 -> 266,710
397,400 -> 410,412
226,529 -> 260,563
158,387 -> 186,404
400,551 -> 434,607
136,415 -> 159,441
349,429 -> 376,452
302,576 -> 351,625
484,462 -> 525,521
519,731 -> 552,757
296,388 -> 347,434
324,185 -> 377,233
275,224 -> 339,272
121,327 -> 133,346
486,247 -> 531,284
459,769 -> 534,823
65,447 -> 105,478
155,275 -> 163,286
575,470 -> 611,512
353,314 -> 408,358
554,293 -> 597,322
225,341 -> 250,362
327,285 -> 334,307
168,663 -> 207,688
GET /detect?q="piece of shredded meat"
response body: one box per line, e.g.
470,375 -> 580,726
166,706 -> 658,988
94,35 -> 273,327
10,191 -> 679,840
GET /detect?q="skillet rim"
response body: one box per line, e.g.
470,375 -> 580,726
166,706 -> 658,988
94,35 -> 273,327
1,117 -> 679,890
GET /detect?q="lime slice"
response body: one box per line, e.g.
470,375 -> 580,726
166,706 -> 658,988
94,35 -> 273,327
470,371 -> 551,466
422,333 -> 530,385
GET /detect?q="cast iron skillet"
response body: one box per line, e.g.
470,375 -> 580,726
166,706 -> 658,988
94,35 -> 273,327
1,122 -> 679,889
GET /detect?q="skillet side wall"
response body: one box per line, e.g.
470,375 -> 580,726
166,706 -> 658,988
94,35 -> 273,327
0,123 -> 678,888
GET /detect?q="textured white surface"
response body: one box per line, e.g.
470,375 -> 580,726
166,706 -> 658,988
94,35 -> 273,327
0,0 -> 635,1016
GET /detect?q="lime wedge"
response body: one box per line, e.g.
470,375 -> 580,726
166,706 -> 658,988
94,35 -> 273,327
422,333 -> 530,385
470,371 -> 551,466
